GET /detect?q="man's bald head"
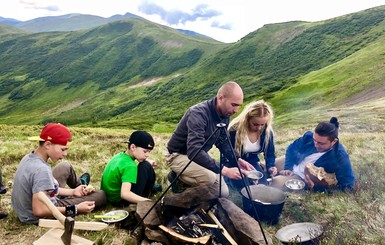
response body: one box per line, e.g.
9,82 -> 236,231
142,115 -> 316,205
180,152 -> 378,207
216,81 -> 244,117
217,81 -> 243,98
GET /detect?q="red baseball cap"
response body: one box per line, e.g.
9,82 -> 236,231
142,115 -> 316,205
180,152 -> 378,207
28,123 -> 72,146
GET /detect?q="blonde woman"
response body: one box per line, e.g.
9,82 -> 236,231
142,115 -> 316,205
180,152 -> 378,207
221,100 -> 277,190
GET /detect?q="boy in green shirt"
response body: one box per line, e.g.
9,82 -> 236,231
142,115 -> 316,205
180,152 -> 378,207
101,130 -> 157,207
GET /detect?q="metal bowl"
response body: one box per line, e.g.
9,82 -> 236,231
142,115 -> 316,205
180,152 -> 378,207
247,170 -> 263,180
285,179 -> 305,191
275,222 -> 323,243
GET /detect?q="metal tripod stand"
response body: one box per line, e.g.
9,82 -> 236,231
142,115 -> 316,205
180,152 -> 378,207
132,123 -> 268,244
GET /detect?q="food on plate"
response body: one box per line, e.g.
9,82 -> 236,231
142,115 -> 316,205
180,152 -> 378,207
247,170 -> 263,180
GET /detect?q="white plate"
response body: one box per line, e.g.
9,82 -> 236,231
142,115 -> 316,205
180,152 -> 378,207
101,210 -> 129,223
275,222 -> 323,243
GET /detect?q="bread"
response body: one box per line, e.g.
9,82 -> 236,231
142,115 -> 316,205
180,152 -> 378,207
304,162 -> 338,187
83,184 -> 95,194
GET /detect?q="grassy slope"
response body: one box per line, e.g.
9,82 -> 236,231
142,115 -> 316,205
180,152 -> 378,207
97,6 -> 385,130
0,7 -> 385,129
270,33 -> 385,130
0,18 -> 227,125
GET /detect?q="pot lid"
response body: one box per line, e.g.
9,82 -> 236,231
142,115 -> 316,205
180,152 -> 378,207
275,222 -> 323,243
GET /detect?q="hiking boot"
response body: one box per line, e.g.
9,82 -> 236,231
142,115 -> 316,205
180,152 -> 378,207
79,173 -> 91,185
167,171 -> 190,193
0,185 -> 6,195
151,183 -> 163,195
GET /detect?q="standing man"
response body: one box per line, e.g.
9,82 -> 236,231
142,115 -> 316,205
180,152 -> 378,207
166,81 -> 254,197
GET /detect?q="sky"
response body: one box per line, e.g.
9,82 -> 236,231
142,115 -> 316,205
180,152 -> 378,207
1,0 -> 385,43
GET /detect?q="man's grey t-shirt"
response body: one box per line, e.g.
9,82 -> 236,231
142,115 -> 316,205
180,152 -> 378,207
11,152 -> 56,224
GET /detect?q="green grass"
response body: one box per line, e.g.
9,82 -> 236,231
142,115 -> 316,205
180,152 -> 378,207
1,109 -> 384,244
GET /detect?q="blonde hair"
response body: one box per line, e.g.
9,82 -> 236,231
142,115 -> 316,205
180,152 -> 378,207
228,100 -> 274,155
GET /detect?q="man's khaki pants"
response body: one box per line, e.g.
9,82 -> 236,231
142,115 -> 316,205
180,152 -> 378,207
166,153 -> 229,197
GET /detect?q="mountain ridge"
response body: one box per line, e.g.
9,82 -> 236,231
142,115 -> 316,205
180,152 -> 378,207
0,6 -> 384,131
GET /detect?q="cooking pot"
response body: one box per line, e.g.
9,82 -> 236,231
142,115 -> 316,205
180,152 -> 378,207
241,185 -> 287,225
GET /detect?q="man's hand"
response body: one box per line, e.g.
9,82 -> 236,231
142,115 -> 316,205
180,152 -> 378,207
77,201 -> 96,214
222,166 -> 247,179
238,158 -> 255,171
304,174 -> 315,189
279,169 -> 293,176
73,185 -> 88,196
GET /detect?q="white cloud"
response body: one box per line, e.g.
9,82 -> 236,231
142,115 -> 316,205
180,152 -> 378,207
1,0 -> 385,43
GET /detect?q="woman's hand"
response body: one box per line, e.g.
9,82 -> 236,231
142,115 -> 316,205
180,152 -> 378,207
268,167 -> 278,176
148,159 -> 157,169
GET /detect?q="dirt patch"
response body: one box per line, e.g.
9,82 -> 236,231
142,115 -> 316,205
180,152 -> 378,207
128,74 -> 181,89
162,40 -> 183,48
128,77 -> 163,89
44,99 -> 88,114
340,81 -> 385,106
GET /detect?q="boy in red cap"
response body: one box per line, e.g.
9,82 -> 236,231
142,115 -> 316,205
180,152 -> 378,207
11,123 -> 106,224
101,130 -> 159,207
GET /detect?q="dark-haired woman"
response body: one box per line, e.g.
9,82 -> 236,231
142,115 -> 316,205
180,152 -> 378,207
272,117 -> 355,192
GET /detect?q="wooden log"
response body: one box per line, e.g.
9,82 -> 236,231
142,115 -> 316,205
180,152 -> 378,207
39,219 -> 108,231
158,225 -> 211,244
217,198 -> 273,244
207,211 -> 238,245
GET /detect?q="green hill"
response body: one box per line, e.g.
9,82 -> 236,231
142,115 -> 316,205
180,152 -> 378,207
0,6 -> 384,131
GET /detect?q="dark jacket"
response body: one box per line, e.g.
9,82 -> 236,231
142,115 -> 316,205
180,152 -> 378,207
167,98 -> 236,173
285,131 -> 355,191
220,128 -> 276,188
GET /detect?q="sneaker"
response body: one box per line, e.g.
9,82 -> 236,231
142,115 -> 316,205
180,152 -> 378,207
79,173 -> 91,185
167,171 -> 189,193
151,183 -> 163,195
0,185 -> 6,195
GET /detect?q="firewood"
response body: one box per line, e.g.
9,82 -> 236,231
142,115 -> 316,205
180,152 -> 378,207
158,225 -> 211,244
